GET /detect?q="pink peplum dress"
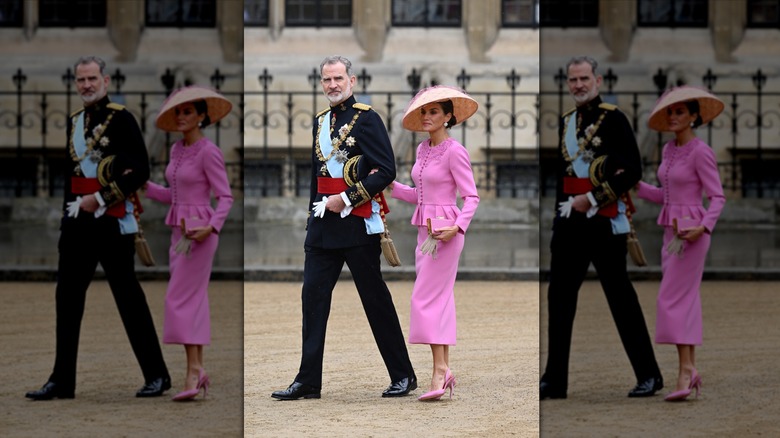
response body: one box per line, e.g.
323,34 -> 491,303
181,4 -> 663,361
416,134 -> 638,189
391,138 -> 479,345
636,138 -> 725,345
145,138 -> 233,345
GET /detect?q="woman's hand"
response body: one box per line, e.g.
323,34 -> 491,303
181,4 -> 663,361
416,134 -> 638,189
678,225 -> 706,242
187,225 -> 214,242
433,225 -> 460,242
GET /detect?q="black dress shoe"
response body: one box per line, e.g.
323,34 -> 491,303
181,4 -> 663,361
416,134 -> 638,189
271,382 -> 321,400
25,381 -> 75,401
539,380 -> 567,400
136,376 -> 172,397
381,375 -> 417,397
628,375 -> 664,397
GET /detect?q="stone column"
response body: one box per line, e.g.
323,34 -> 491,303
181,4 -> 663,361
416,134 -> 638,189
269,0 -> 285,40
710,0 -> 746,63
23,0 -> 38,40
218,0 -> 243,62
464,0 -> 501,63
599,0 -> 636,62
353,0 -> 390,62
107,0 -> 142,62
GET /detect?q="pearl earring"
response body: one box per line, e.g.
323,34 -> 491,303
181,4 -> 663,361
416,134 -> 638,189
444,122 -> 448,127
198,122 -> 202,127
690,122 -> 694,127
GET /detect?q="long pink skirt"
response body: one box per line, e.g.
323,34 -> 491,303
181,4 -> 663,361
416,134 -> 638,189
163,226 -> 218,345
408,225 -> 465,345
655,226 -> 710,345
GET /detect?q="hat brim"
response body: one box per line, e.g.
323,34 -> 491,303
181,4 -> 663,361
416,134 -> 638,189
156,86 -> 233,132
402,86 -> 478,132
648,86 -> 724,132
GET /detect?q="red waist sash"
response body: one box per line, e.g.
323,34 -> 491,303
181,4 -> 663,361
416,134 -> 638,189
71,177 -> 126,218
562,177 -> 617,218
317,177 -> 388,219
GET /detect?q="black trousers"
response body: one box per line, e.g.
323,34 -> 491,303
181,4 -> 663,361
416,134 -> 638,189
542,214 -> 660,391
295,243 -> 414,389
50,218 -> 168,390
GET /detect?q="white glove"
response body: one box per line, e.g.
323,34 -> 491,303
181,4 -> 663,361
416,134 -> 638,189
557,196 -> 573,218
585,205 -> 599,218
94,205 -> 107,218
66,196 -> 82,218
340,205 -> 353,218
312,196 -> 328,218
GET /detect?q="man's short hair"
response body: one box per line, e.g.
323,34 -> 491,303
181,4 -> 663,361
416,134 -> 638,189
320,55 -> 354,78
566,56 -> 598,76
74,56 -> 107,76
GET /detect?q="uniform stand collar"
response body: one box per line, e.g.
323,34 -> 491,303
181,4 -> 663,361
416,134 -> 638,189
577,95 -> 603,114
331,95 -> 356,114
84,95 -> 111,115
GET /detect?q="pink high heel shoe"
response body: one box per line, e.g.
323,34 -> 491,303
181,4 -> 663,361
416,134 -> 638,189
172,369 -> 209,401
418,369 -> 455,402
664,369 -> 701,402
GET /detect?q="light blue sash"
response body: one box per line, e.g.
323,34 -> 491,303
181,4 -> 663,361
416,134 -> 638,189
73,112 -> 137,235
318,111 -> 384,235
565,111 -> 629,235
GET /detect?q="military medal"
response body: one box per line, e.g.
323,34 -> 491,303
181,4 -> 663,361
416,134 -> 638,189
334,149 -> 349,164
89,149 -> 103,163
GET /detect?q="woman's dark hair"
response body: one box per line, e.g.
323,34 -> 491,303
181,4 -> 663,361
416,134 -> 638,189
439,100 -> 457,129
683,100 -> 703,129
193,100 -> 212,127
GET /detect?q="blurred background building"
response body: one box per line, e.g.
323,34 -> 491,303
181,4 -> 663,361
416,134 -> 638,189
0,0 -> 243,276
539,0 -> 780,273
243,0 -> 539,278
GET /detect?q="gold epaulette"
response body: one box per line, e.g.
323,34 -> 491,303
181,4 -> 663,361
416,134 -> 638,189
70,108 -> 85,118
353,103 -> 371,111
107,102 -> 125,111
316,107 -> 330,118
562,107 -> 576,117
598,103 -> 617,111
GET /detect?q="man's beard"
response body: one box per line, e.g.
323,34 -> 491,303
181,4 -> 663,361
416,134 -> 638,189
326,83 -> 352,105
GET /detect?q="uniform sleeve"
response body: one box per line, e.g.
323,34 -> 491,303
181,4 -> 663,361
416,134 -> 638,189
145,181 -> 172,204
450,144 -> 480,233
590,110 -> 642,208
97,110 -> 150,207
695,145 -> 726,233
203,145 -> 234,233
343,110 -> 396,207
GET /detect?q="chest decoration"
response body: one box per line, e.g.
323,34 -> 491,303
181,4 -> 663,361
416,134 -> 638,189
562,110 -> 606,176
315,110 -> 361,175
70,111 -> 115,175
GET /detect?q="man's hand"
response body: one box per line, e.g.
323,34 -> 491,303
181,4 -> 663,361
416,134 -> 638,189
80,194 -> 100,213
326,194 -> 346,213
571,194 -> 591,213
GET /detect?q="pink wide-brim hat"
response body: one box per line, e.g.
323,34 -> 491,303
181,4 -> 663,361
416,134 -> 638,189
402,85 -> 478,132
648,86 -> 724,132
156,85 -> 233,132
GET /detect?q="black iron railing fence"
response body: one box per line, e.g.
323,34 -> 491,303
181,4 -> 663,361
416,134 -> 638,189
244,67 -> 535,198
540,67 -> 780,199
0,66 -> 242,198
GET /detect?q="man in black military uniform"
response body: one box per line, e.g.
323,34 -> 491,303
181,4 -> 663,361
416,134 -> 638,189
272,55 -> 416,400
26,56 -> 170,400
540,56 -> 663,399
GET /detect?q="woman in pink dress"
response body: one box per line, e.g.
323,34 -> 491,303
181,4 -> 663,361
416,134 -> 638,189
391,86 -> 479,401
145,86 -> 233,401
636,86 -> 726,401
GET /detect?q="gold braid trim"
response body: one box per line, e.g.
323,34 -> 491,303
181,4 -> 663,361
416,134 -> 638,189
343,155 -> 361,187
104,180 -> 126,205
347,181 -> 371,208
97,155 -> 116,187
593,181 -> 617,206
589,155 -> 607,187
